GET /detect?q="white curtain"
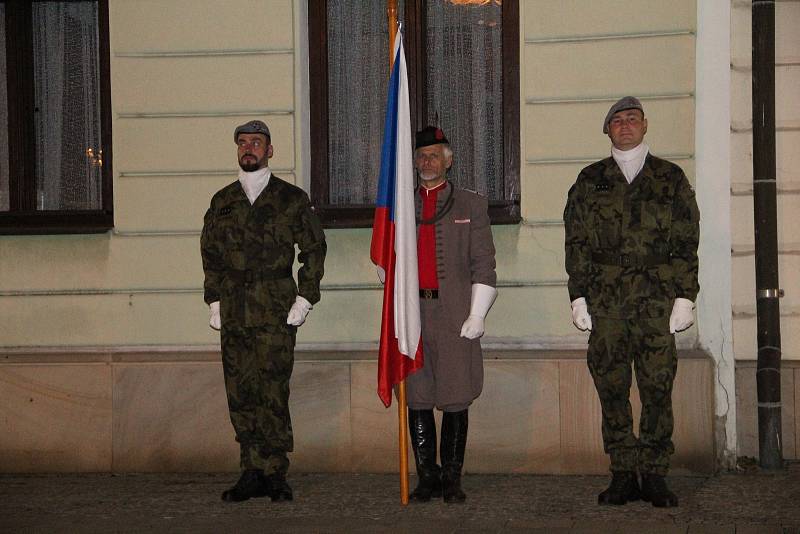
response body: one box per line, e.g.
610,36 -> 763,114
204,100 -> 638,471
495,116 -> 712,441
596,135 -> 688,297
0,4 -> 8,211
327,0 -> 404,205
326,1 -> 506,205
425,0 -> 504,200
33,1 -> 102,211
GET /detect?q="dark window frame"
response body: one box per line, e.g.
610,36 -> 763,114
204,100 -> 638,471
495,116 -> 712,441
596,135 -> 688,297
308,0 -> 520,228
1,0 -> 113,235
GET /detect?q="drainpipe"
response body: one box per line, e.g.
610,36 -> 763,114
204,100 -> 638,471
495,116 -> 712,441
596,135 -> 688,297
751,0 -> 783,470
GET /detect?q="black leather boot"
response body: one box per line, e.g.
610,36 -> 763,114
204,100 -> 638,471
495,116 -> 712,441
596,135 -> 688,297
597,471 -> 641,505
440,409 -> 468,504
408,409 -> 442,502
221,469 -> 269,502
641,473 -> 678,507
262,472 -> 293,502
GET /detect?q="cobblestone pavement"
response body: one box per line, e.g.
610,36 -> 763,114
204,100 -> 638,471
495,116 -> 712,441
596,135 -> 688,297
2,463 -> 800,533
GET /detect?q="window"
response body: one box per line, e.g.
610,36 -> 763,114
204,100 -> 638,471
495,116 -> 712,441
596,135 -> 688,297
309,0 -> 519,227
1,0 -> 112,234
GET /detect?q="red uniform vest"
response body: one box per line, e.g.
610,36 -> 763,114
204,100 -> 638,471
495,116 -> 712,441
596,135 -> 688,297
417,182 -> 446,289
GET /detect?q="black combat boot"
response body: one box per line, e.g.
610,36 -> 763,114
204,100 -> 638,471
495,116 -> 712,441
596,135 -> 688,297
440,409 -> 468,504
408,409 -> 442,502
641,473 -> 678,507
597,471 -> 641,505
263,472 -> 294,502
221,469 -> 269,502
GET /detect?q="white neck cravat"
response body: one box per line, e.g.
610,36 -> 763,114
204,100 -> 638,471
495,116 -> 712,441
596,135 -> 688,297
611,143 -> 649,184
238,167 -> 271,205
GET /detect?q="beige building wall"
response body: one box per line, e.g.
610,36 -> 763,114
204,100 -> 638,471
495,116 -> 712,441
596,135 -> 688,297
1,0 -> 731,472
1,0 -> 300,347
519,0 -> 697,346
729,0 -> 800,361
0,0 -> 701,351
730,0 -> 800,459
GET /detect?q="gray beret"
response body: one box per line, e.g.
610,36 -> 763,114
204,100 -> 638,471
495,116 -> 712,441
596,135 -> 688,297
234,120 -> 271,142
602,96 -> 644,134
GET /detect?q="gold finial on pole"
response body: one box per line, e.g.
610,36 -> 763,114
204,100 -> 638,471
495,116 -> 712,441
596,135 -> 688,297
388,0 -> 398,69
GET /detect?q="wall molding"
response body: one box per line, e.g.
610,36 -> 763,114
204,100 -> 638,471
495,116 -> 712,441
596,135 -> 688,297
0,279 -> 569,298
0,345 -> 709,364
525,30 -> 694,45
525,154 -> 694,165
115,48 -> 293,58
525,93 -> 693,105
119,169 -> 294,178
116,110 -> 293,119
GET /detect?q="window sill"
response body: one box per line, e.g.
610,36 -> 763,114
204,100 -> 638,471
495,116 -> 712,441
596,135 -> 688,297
0,211 -> 114,235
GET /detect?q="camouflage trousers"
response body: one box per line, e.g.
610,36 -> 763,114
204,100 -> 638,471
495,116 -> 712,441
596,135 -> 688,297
220,323 -> 296,475
587,315 -> 677,476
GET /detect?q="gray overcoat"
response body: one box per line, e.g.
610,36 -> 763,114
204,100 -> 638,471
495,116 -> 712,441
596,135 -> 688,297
408,182 -> 497,409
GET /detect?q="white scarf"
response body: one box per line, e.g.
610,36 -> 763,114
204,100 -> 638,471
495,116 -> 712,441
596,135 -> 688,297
611,143 -> 649,184
238,167 -> 271,205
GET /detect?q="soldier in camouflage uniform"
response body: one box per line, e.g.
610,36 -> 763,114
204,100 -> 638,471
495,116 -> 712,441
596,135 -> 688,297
201,120 -> 326,503
563,97 -> 699,508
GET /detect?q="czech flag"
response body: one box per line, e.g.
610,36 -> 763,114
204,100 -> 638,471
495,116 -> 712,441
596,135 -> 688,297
370,30 -> 424,408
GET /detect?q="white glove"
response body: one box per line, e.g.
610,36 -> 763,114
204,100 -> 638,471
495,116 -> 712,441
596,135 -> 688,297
570,297 -> 592,331
287,295 -> 313,326
377,266 -> 386,284
669,298 -> 694,334
460,283 -> 498,340
209,301 -> 221,331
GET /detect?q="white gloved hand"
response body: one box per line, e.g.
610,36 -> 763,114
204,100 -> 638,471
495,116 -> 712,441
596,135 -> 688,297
460,283 -> 498,339
570,297 -> 592,331
286,295 -> 313,326
377,266 -> 386,284
669,297 -> 694,334
209,301 -> 221,331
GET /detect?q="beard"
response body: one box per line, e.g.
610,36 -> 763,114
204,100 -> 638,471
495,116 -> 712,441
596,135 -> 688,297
418,171 -> 441,182
239,161 -> 260,172
238,154 -> 263,172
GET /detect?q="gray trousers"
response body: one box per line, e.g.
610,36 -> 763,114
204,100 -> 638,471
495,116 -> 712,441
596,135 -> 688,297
406,298 -> 483,412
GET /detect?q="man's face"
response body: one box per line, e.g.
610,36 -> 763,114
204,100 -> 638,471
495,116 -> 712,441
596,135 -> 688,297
237,133 -> 272,171
415,144 -> 452,187
607,109 -> 647,151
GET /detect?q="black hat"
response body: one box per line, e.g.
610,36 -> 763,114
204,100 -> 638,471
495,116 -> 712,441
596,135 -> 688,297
415,126 -> 449,149
234,120 -> 271,142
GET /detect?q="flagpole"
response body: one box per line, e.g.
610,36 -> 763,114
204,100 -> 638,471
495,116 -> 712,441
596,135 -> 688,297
387,0 -> 410,507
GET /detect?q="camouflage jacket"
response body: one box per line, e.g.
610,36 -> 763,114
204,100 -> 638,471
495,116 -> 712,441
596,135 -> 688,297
563,154 -> 699,319
201,175 -> 326,328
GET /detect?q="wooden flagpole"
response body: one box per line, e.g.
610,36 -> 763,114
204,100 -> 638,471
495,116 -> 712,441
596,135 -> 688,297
387,0 -> 410,507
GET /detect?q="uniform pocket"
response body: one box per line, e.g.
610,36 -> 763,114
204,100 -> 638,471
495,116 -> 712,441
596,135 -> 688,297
262,222 -> 294,248
589,198 -> 621,248
257,277 -> 298,315
641,201 -> 671,229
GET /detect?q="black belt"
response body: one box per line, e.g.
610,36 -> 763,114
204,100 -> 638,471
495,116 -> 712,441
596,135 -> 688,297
419,289 -> 439,299
227,267 -> 292,283
592,252 -> 670,267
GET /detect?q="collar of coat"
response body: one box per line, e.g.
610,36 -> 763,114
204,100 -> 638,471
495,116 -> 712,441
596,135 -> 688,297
415,181 -> 455,225
602,153 -> 656,186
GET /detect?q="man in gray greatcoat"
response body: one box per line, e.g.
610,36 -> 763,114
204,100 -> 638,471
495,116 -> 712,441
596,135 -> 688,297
405,126 -> 497,504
